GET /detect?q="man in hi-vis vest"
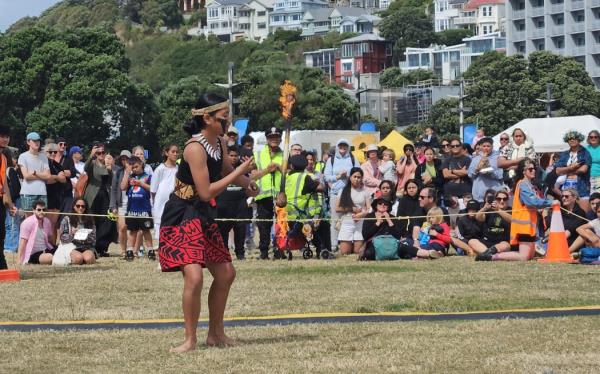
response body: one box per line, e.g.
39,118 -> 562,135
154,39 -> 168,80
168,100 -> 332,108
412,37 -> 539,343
253,127 -> 283,259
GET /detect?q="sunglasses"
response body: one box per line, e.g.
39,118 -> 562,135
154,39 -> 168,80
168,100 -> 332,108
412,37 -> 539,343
377,201 -> 390,205
525,167 -> 536,172
75,204 -> 86,208
450,144 -> 461,148
561,195 -> 572,199
96,151 -> 106,155
441,144 -> 449,147
58,142 -> 66,146
495,197 -> 508,201
35,208 -> 46,212
589,136 -> 599,139
47,151 -> 57,154
500,138 -> 509,141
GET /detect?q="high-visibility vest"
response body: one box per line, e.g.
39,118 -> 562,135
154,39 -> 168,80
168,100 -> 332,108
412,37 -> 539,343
285,172 -> 320,220
509,179 -> 538,245
315,161 -> 325,173
254,146 -> 283,201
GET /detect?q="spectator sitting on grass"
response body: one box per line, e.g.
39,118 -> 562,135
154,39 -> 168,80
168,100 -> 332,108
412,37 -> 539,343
574,204 -> 600,256
398,207 -> 451,259
470,190 -> 513,257
361,197 -> 403,260
59,198 -> 96,265
17,200 -> 54,265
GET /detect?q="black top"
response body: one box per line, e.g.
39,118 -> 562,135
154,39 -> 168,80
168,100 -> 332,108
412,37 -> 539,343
482,211 -> 510,243
457,215 -> 482,241
47,159 -> 66,210
441,155 -> 472,198
178,137 -> 223,186
415,159 -> 444,191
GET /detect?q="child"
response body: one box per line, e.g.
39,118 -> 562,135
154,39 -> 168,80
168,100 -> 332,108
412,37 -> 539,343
423,207 -> 452,257
121,156 -> 155,261
378,149 -> 397,184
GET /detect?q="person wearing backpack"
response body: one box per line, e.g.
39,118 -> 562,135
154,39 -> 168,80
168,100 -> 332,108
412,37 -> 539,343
361,197 -> 402,260
323,139 -> 360,252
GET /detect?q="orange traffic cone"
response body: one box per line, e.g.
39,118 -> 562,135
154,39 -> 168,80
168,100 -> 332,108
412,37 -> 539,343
0,269 -> 20,282
539,201 -> 577,263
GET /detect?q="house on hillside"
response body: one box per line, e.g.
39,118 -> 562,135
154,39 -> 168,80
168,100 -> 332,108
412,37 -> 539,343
269,0 -> 329,32
454,0 -> 505,35
189,0 -> 272,42
300,6 -> 380,38
335,34 -> 393,89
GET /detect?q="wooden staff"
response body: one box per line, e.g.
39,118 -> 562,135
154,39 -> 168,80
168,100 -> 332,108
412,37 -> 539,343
276,80 -> 297,208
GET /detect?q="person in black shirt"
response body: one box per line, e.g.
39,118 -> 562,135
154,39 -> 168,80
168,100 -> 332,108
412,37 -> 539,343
442,137 -> 472,199
45,143 -> 67,243
471,190 -> 513,257
456,200 -> 483,255
361,198 -> 403,260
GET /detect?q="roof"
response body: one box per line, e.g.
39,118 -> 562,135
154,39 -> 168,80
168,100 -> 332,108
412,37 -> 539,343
304,8 -> 333,22
463,0 -> 504,10
492,115 -> 600,153
341,33 -> 387,43
332,6 -> 372,17
210,0 -> 249,6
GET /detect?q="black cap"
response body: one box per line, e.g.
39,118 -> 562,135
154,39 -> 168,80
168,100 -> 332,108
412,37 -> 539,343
56,136 -> 66,144
289,154 -> 308,171
265,127 -> 282,137
371,197 -> 392,212
466,200 -> 480,212
0,125 -> 10,137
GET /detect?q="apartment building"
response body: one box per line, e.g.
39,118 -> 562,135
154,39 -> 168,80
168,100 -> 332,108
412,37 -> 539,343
300,7 -> 381,38
435,0 -> 468,31
269,0 -> 329,32
335,34 -> 393,88
506,0 -> 600,87
455,0 -> 506,35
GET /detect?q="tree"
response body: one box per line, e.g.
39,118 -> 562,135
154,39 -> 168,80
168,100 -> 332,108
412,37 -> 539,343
379,7 -> 435,60
140,0 -> 166,28
434,28 -> 473,46
379,67 -> 435,88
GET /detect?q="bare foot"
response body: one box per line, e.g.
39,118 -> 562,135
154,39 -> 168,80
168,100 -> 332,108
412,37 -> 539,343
206,335 -> 237,347
169,340 -> 197,353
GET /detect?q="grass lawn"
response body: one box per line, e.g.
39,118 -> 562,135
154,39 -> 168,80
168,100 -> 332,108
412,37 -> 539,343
2,251 -> 600,372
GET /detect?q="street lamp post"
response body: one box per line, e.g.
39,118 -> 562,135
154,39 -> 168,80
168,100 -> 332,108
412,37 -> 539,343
214,62 -> 239,121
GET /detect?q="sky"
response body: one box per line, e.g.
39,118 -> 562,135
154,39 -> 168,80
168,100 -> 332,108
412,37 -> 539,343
0,0 -> 62,32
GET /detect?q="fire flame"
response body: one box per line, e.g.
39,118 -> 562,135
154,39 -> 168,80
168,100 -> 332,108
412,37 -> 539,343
279,80 -> 297,120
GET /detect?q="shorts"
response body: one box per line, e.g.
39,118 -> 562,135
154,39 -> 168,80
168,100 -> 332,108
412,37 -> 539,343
337,215 -> 364,242
28,248 -> 55,264
514,234 -> 536,243
478,238 -> 508,248
21,195 -> 48,211
126,212 -> 154,231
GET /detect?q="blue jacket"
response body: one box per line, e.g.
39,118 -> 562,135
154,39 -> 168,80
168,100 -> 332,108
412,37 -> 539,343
468,150 -> 504,202
555,146 -> 592,198
323,150 -> 360,195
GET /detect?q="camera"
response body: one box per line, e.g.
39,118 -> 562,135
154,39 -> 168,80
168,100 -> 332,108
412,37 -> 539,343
486,195 -> 494,204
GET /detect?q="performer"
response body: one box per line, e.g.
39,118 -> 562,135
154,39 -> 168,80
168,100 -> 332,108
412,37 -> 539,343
158,93 -> 258,353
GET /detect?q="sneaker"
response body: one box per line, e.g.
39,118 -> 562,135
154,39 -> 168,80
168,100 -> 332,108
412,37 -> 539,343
259,252 -> 269,260
475,252 -> 492,261
98,252 -> 110,258
428,250 -> 442,259
535,242 -> 547,257
125,250 -> 134,262
147,249 -> 156,261
235,252 -> 245,260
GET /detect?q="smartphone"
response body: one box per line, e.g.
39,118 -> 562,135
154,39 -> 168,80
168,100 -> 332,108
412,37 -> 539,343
486,195 -> 494,204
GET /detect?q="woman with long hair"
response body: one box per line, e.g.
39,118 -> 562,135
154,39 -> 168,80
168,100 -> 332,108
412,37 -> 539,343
59,198 -> 96,265
377,179 -> 398,213
480,158 -> 553,261
151,144 -> 179,241
336,167 -> 370,255
586,130 -> 600,194
415,146 -> 443,193
158,93 -> 258,353
395,179 -> 422,238
396,144 -> 419,196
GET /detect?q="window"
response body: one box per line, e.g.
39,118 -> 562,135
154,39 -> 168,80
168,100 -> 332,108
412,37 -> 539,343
553,36 -> 564,48
291,14 -> 300,21
222,21 -> 229,28
239,11 -> 249,17
240,23 -> 250,30
210,22 -> 218,29
208,8 -> 219,18
343,25 -> 354,33
553,14 -> 564,25
342,62 -> 352,71
290,1 -> 299,6
534,17 -> 544,28
257,22 -> 266,29
342,44 -> 353,57
257,11 -> 266,16
275,2 -> 285,8
420,53 -> 429,65
574,12 -> 585,22
408,54 -> 420,67
272,15 -> 282,22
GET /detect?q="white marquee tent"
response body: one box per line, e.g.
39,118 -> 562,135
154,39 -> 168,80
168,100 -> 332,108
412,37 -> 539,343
492,115 -> 600,153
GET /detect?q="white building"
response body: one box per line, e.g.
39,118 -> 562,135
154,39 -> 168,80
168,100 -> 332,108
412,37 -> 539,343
300,7 -> 381,38
505,0 -> 600,88
400,32 -> 506,83
455,0 -> 505,35
189,0 -> 272,42
434,0 -> 468,31
269,0 -> 329,32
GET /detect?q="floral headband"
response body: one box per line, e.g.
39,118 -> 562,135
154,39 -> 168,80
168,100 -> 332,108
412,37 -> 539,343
191,101 -> 229,117
563,130 -> 584,142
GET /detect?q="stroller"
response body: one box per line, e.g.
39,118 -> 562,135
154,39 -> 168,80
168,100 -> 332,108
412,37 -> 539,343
274,198 -> 332,261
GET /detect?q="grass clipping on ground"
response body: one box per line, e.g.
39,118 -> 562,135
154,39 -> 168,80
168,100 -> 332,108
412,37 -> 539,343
2,255 -> 600,322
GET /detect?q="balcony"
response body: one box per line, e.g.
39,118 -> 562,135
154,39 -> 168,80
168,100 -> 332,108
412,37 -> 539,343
571,0 -> 584,10
553,48 -> 566,55
512,9 -> 526,19
589,65 -> 600,77
593,0 -> 600,8
550,3 -> 564,13
548,24 -> 565,35
512,30 -> 526,40
572,45 -> 586,55
530,6 -> 544,17
590,19 -> 600,30
454,16 -> 476,25
530,27 -> 546,38
570,22 -> 585,33
590,43 -> 600,54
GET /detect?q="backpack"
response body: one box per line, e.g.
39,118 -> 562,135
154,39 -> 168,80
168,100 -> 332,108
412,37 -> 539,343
373,235 -> 400,260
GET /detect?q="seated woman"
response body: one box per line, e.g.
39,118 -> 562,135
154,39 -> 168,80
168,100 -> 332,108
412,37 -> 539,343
455,200 -> 483,256
394,179 -> 423,238
59,198 -> 97,265
575,204 -> 600,254
361,197 -> 403,260
17,200 -> 54,265
397,207 -> 451,259
472,190 -> 513,259
336,167 -> 370,255
374,180 -> 398,213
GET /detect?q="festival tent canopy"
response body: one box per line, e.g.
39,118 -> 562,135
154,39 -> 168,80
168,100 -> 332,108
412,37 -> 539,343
492,115 -> 600,153
377,130 -> 412,158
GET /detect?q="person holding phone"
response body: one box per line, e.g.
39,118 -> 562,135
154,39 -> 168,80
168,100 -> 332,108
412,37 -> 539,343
555,130 -> 592,212
83,142 -> 114,257
468,137 -> 503,203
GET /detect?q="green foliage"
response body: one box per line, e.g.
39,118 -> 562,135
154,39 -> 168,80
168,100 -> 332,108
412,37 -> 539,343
434,28 -> 473,46
379,67 -> 435,88
0,26 -> 157,154
429,51 -> 600,139
379,7 -> 435,60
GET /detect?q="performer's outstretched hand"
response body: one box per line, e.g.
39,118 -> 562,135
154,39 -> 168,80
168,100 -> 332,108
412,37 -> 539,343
238,156 -> 256,174
245,181 -> 259,197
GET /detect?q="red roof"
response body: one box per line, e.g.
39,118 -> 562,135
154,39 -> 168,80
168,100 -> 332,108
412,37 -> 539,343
463,0 -> 504,10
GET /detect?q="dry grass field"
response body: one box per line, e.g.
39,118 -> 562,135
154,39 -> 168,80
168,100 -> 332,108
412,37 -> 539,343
2,251 -> 600,372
